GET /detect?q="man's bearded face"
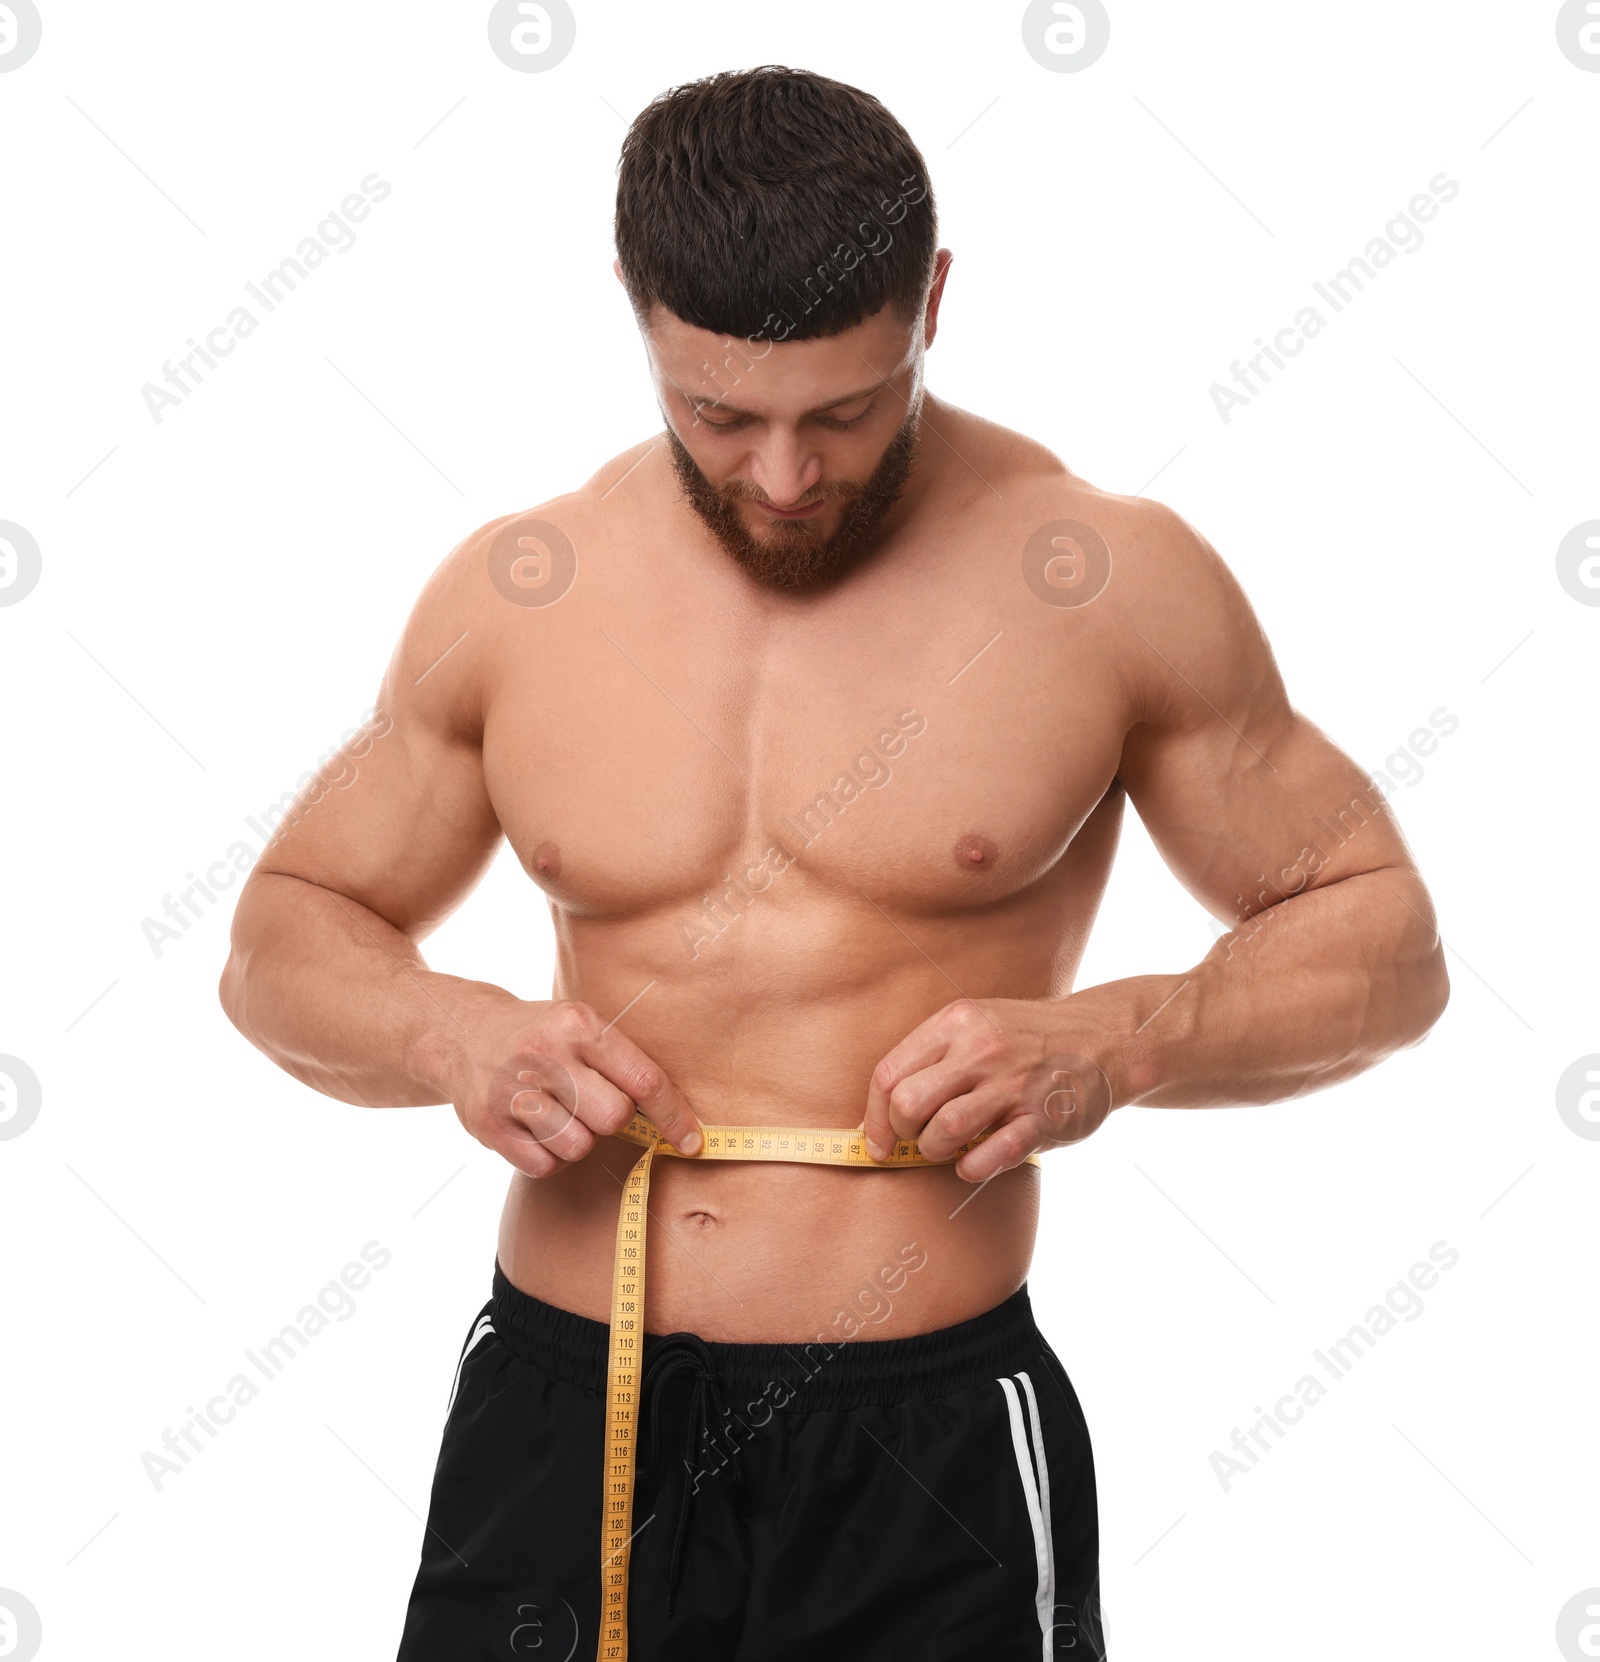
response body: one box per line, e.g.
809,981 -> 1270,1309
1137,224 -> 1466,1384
664,405 -> 923,592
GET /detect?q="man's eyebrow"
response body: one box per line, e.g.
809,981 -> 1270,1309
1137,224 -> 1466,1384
689,383 -> 883,418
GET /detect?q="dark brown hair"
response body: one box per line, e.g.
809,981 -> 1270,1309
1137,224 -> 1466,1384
615,66 -> 938,342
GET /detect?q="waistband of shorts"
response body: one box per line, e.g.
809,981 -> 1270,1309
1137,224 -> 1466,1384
489,1261 -> 1047,1411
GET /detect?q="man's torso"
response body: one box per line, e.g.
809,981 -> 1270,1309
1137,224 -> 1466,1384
451,401 -> 1159,1340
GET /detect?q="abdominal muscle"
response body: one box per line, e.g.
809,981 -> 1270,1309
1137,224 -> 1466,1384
496,1144 -> 1040,1344
492,870 -> 1094,1343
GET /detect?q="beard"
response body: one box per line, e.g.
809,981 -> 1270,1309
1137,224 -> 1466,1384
663,406 -> 924,593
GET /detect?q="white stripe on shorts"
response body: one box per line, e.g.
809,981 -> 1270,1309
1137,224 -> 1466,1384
998,1369 -> 1056,1660
446,1314 -> 495,1418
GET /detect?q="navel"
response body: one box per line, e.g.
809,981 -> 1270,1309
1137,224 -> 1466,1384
953,833 -> 998,871
530,840 -> 563,881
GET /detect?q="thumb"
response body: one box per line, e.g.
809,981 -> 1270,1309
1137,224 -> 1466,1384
631,1073 -> 702,1155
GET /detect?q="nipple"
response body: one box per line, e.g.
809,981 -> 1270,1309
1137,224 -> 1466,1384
531,840 -> 563,880
953,833 -> 998,871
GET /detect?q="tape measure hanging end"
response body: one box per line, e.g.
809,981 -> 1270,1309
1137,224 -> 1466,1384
597,1132 -> 657,1660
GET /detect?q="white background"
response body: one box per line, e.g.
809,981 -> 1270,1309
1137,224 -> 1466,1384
2,2 -> 1596,1658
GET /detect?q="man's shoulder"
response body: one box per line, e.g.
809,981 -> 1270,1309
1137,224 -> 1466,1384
959,416 -> 1260,726
426,443 -> 661,618
946,411 -> 1224,603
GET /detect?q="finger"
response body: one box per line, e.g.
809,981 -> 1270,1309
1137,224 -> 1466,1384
864,1013 -> 965,1156
508,1076 -> 597,1165
572,1014 -> 702,1154
495,1128 -> 564,1180
489,1053 -> 592,1165
953,1116 -> 1044,1185
566,1066 -> 646,1142
878,1059 -> 988,1154
915,1085 -> 1007,1164
495,1056 -> 639,1171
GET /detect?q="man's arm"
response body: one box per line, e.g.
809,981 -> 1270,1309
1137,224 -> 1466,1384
1097,499 -> 1450,1109
218,528 -> 503,1109
218,514 -> 703,1171
864,498 -> 1449,1176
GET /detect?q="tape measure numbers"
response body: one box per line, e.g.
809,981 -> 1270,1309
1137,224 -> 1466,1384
594,1111 -> 1040,1660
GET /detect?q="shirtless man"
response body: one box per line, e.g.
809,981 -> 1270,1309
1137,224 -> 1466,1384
219,66 -> 1449,1662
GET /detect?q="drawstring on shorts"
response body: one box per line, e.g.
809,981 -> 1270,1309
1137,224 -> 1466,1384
637,1332 -> 743,1615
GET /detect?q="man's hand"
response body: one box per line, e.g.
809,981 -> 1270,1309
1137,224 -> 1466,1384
863,997 -> 1116,1182
440,997 -> 703,1178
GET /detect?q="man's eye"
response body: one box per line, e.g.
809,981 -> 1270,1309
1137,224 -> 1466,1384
694,407 -> 872,432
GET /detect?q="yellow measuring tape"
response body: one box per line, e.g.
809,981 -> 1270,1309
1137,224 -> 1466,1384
595,1111 -> 1040,1659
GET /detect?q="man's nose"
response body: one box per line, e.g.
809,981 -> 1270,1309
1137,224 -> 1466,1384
749,434 -> 821,507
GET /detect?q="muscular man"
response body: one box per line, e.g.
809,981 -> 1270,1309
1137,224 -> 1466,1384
220,66 -> 1448,1661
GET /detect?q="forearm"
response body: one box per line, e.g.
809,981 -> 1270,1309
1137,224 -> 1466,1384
218,871 -> 518,1107
1078,867 -> 1450,1111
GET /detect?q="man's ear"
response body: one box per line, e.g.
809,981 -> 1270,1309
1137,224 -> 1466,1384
922,248 -> 954,349
613,258 -> 625,284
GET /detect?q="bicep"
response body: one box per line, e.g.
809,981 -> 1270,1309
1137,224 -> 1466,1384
1115,509 -> 1413,921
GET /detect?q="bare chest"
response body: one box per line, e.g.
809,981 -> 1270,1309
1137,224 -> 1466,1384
481,567 -> 1130,920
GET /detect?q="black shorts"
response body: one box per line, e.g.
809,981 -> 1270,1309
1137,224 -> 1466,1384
396,1263 -> 1106,1660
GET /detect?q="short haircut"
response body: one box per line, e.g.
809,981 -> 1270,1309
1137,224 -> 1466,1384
615,65 -> 939,343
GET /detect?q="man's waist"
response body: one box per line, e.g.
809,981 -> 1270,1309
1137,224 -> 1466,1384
610,1109 -> 1042,1168
488,1259 -> 1044,1411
